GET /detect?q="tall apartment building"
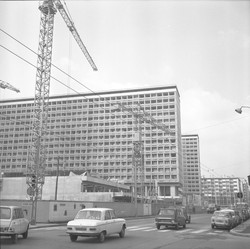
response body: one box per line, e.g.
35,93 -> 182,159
182,134 -> 201,196
201,177 -> 248,206
0,85 -> 183,198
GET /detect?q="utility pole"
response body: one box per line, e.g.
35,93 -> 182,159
55,156 -> 61,201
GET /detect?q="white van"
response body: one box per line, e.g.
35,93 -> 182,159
0,206 -> 29,243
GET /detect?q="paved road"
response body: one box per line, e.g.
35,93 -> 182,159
1,214 -> 249,249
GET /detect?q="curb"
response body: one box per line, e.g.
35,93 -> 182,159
230,221 -> 250,238
230,229 -> 250,238
30,223 -> 67,230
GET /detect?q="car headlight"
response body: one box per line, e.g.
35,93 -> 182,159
8,227 -> 15,232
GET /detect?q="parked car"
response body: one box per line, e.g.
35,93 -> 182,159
181,206 -> 191,223
211,210 -> 235,230
155,207 -> 186,230
66,208 -> 126,243
234,210 -> 243,225
0,206 -> 29,243
207,204 -> 220,214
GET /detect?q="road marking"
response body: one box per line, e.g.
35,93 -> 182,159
127,226 -> 152,231
144,228 -> 157,232
191,229 -> 208,234
177,229 -> 193,233
127,226 -> 140,229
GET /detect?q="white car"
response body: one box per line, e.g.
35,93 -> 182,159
66,208 -> 126,243
0,206 -> 29,243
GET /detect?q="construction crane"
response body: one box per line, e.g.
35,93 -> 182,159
0,80 -> 20,93
113,103 -> 174,213
27,0 -> 97,224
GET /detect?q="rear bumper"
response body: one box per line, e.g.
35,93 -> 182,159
211,222 -> 231,228
0,232 -> 16,237
155,221 -> 177,226
67,231 -> 100,237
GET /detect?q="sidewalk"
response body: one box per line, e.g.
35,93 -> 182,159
230,219 -> 250,237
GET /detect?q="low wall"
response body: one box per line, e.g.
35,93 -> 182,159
1,199 -> 204,222
0,199 -> 148,223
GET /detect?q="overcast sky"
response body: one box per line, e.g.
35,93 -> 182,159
0,0 -> 249,179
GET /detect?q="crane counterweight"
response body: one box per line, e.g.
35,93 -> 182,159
0,80 -> 20,93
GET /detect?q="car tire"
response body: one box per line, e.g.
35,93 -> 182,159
70,234 -> 78,242
22,226 -> 29,239
183,223 -> 186,228
229,223 -> 233,231
119,226 -> 125,238
11,234 -> 18,244
98,231 -> 105,243
156,224 -> 161,230
175,224 -> 179,230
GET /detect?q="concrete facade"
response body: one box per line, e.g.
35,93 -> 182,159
182,134 -> 201,196
0,85 -> 183,198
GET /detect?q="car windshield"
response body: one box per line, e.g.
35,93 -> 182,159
214,211 -> 230,218
158,209 -> 175,216
75,210 -> 101,220
0,207 -> 11,219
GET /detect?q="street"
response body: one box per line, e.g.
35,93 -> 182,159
0,214 -> 249,249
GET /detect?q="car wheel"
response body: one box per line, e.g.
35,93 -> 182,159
119,226 -> 125,238
183,223 -> 186,229
22,227 -> 29,239
229,223 -> 233,231
156,224 -> 161,230
175,224 -> 179,230
98,231 -> 105,243
11,234 -> 18,244
70,234 -> 78,242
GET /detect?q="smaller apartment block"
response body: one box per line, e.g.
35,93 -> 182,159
201,177 -> 249,207
182,134 -> 201,196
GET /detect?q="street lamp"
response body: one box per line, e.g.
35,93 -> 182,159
235,106 -> 250,114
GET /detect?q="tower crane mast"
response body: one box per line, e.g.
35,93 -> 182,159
27,0 -> 97,224
0,80 -> 20,93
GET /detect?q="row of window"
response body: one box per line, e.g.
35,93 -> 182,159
0,91 -> 176,107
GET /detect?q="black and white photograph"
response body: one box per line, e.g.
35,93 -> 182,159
0,0 -> 249,248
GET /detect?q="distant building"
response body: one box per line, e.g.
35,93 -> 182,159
182,134 -> 201,196
0,85 -> 183,199
201,177 -> 249,207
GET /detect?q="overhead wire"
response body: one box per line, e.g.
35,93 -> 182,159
0,28 -> 174,138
